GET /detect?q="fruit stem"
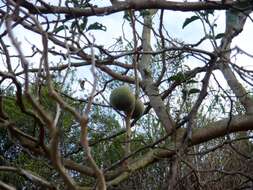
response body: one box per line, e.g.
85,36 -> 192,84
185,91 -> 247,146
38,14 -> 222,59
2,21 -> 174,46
125,113 -> 132,158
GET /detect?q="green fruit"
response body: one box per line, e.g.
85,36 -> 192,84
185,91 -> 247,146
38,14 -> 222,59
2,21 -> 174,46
110,86 -> 135,113
132,99 -> 144,119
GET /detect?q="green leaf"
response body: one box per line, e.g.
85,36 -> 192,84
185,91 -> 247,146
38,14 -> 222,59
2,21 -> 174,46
72,0 -> 79,5
87,22 -> 107,31
206,10 -> 214,15
123,11 -> 131,21
186,79 -> 198,84
53,25 -> 67,34
214,95 -> 219,103
215,33 -> 225,39
169,72 -> 186,82
71,20 -> 78,30
79,23 -> 86,32
139,10 -> 150,17
188,88 -> 200,95
81,17 -> 88,31
182,16 -> 200,29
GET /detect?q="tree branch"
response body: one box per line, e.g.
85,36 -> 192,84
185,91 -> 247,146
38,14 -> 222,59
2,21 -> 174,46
18,0 -> 236,17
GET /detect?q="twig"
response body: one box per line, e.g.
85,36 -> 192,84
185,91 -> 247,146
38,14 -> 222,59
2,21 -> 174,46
80,34 -> 106,190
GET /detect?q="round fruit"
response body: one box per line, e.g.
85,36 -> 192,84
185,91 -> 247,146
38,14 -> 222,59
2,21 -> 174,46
132,99 -> 144,119
110,86 -> 135,113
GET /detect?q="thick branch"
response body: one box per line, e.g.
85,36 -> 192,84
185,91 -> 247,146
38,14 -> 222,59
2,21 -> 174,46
219,8 -> 253,114
138,10 -> 175,134
107,114 -> 253,186
17,0 -> 236,17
